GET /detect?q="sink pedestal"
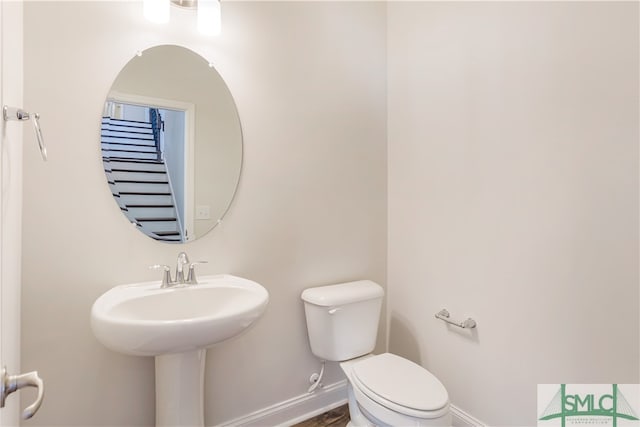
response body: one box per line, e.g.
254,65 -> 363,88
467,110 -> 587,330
155,349 -> 206,427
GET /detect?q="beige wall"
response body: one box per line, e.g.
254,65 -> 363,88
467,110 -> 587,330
387,2 -> 639,425
21,2 -> 387,425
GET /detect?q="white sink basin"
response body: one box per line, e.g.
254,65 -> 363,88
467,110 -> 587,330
91,274 -> 269,356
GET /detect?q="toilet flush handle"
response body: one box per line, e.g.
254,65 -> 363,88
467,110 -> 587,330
328,307 -> 340,315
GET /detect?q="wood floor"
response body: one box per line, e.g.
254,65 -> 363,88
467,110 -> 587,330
292,404 -> 350,427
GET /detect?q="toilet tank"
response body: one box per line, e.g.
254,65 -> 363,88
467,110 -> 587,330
301,280 -> 384,361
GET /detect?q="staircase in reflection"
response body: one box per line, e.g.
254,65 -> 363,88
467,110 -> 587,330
101,116 -> 183,242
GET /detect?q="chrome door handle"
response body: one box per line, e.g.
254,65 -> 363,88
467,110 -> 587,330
0,366 -> 44,419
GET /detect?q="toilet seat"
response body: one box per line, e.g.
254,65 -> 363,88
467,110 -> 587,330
351,353 -> 449,419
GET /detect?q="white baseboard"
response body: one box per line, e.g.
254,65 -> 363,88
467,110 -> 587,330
214,380 -> 348,427
451,404 -> 487,427
214,381 -> 486,427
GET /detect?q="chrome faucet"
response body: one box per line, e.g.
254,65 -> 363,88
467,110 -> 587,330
175,252 -> 190,284
151,252 -> 207,288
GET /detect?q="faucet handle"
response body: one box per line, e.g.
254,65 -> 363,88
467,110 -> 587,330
150,264 -> 173,288
186,261 -> 208,284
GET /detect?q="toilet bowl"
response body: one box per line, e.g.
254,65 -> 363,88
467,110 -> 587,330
342,353 -> 450,426
301,281 -> 451,427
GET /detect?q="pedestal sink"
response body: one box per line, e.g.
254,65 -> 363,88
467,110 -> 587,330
90,274 -> 269,426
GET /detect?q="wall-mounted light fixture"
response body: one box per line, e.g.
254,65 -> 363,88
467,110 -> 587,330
143,0 -> 221,36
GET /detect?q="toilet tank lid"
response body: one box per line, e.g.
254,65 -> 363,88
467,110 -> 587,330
301,280 -> 384,307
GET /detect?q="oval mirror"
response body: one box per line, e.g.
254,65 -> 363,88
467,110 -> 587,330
101,45 -> 242,243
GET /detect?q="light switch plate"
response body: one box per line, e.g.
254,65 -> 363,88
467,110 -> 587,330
196,205 -> 210,220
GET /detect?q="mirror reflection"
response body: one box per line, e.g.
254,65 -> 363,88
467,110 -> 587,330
101,45 -> 242,243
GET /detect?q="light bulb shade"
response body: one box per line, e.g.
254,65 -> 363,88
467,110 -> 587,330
144,0 -> 170,24
197,0 -> 221,36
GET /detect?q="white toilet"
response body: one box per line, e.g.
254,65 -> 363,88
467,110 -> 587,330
301,280 -> 451,427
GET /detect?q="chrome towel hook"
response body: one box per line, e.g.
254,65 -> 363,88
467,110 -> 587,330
3,105 -> 48,161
